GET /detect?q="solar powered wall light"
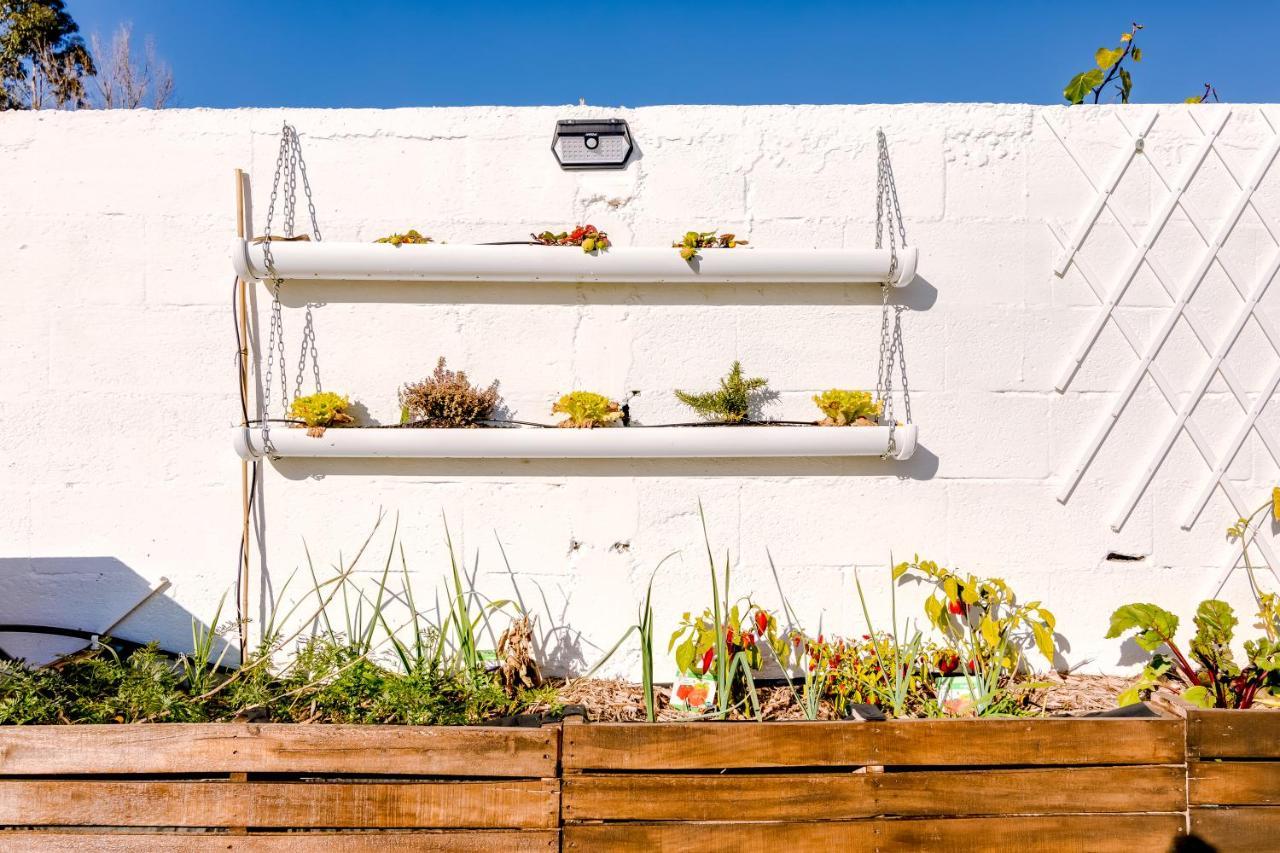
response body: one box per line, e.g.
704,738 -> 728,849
551,119 -> 634,170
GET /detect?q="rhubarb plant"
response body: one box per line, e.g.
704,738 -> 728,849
1107,599 -> 1280,708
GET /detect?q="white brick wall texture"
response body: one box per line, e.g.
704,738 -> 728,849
3,103 -> 1279,678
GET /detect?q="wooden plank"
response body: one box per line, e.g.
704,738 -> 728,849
1191,806 -> 1280,848
0,831 -> 559,852
563,765 -> 1186,822
564,814 -> 1184,852
563,719 -> 1184,771
1188,709 -> 1280,759
1190,761 -> 1280,806
0,780 -> 559,829
0,725 -> 556,777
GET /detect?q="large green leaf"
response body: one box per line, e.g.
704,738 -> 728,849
1193,599 -> 1237,646
1106,603 -> 1178,652
674,638 -> 695,675
1181,685 -> 1215,709
1031,621 -> 1055,662
1246,638 -> 1280,672
1064,69 -> 1104,104
1095,46 -> 1125,70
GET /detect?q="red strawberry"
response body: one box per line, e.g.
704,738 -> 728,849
755,611 -> 769,635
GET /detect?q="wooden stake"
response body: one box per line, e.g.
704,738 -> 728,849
235,168 -> 251,661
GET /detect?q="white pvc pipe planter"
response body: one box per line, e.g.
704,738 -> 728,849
231,240 -> 918,287
232,425 -> 918,461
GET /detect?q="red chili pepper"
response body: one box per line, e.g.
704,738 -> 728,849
755,611 -> 769,635
725,627 -> 734,646
701,647 -> 715,673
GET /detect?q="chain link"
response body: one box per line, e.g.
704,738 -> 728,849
874,129 -> 912,460
257,123 -> 323,458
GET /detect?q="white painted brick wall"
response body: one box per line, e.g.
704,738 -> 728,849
2,103 -> 1278,678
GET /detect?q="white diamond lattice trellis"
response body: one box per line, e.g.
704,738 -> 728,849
1046,107 -> 1280,591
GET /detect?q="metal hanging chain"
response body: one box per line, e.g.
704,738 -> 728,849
258,123 -> 324,457
874,129 -> 912,459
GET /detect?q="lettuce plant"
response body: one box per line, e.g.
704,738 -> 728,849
813,389 -> 881,426
1107,600 -> 1280,708
289,391 -> 355,436
552,391 -> 623,428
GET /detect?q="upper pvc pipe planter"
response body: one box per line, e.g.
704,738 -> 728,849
231,241 -> 918,287
233,424 -> 918,461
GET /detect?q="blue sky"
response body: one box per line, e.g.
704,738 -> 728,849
66,1 -> 1280,107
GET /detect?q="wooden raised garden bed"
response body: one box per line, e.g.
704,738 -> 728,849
1188,708 -> 1280,848
11,714 -> 1280,850
0,724 -> 560,851
560,718 -> 1187,852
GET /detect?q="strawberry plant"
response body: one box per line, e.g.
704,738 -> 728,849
675,361 -> 769,424
813,389 -> 881,427
673,231 -> 746,261
1107,600 -> 1280,708
1064,22 -> 1143,104
531,224 -> 610,253
289,391 -> 355,437
374,229 -> 433,246
551,391 -> 623,428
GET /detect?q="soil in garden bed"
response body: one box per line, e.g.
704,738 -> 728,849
531,673 -> 1133,722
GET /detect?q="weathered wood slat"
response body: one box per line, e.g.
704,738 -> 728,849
1188,709 -> 1280,759
0,780 -> 559,829
563,719 -> 1184,771
1190,761 -> 1280,806
0,830 -> 560,852
0,725 -> 557,777
1191,806 -> 1280,848
563,765 -> 1186,822
563,814 -> 1184,852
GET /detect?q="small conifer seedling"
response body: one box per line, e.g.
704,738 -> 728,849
675,361 -> 768,423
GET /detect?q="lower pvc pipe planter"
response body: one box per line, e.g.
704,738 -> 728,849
231,241 -> 919,287
232,425 -> 918,461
